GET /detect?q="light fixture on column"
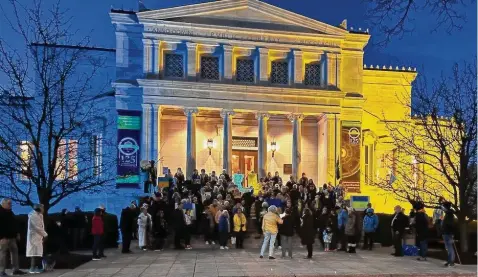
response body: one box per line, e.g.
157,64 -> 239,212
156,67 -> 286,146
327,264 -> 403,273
207,138 -> 214,155
271,141 -> 277,157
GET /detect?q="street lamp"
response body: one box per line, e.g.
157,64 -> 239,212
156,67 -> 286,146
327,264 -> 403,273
271,141 -> 277,157
207,138 -> 214,155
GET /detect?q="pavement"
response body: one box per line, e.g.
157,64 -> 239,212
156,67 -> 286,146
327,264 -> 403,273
9,246 -> 476,277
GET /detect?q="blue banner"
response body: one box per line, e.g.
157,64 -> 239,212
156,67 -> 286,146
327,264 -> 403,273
117,110 -> 141,188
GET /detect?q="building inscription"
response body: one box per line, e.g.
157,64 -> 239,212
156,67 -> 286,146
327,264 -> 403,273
145,26 -> 340,47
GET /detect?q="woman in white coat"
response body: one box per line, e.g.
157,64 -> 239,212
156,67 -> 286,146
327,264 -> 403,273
27,204 -> 48,274
137,206 -> 152,250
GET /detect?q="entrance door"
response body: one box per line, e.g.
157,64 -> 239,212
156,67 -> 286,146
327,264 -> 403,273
232,150 -> 258,187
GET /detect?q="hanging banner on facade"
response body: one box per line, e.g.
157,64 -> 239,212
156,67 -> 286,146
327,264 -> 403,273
117,110 -> 141,188
341,123 -> 361,193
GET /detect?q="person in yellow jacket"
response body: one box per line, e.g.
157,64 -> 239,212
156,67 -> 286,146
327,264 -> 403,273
233,209 -> 247,249
260,205 -> 283,259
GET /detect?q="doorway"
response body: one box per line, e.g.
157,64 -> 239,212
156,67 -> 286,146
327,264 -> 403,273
232,150 -> 258,187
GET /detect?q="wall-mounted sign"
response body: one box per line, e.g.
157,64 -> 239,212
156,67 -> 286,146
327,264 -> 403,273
341,122 -> 361,193
117,110 -> 142,188
283,164 -> 292,175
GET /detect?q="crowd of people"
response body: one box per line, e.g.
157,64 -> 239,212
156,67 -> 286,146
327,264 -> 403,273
0,169 -> 460,275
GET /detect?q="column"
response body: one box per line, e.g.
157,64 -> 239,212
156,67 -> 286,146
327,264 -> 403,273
142,39 -> 153,75
258,47 -> 269,83
335,53 -> 342,89
184,107 -> 198,179
256,112 -> 269,179
220,109 -> 235,175
151,105 -> 161,165
288,113 -> 304,179
223,45 -> 233,81
186,42 -> 197,81
141,104 -> 152,162
325,114 -> 341,185
293,50 -> 303,85
152,40 -> 161,77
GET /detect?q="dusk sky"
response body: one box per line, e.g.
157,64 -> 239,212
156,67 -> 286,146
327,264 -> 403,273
0,0 -> 476,81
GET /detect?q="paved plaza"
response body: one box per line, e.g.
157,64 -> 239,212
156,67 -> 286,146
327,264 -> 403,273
23,247 -> 476,277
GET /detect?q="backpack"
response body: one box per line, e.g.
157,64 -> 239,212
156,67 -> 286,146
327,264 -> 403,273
403,244 -> 419,256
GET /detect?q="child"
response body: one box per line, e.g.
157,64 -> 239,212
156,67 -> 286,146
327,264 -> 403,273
218,210 -> 230,249
323,227 -> 333,252
91,208 -> 104,260
137,206 -> 152,250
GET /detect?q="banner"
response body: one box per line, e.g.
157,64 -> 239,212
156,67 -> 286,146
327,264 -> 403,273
341,123 -> 361,193
350,196 -> 370,211
117,110 -> 141,188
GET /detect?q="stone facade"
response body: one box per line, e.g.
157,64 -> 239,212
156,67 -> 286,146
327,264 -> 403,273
107,0 -> 419,214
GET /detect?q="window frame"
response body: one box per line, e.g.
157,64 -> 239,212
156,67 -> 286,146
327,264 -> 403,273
18,141 -> 34,181
91,134 -> 103,177
235,57 -> 256,84
270,59 -> 290,86
163,51 -> 186,80
304,61 -> 322,88
199,54 -> 221,82
56,138 -> 79,181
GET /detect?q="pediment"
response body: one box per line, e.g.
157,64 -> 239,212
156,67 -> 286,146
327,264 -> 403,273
137,0 -> 347,36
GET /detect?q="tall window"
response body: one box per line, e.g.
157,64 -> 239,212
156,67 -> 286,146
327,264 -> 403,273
304,63 -> 321,87
56,139 -> 78,180
365,145 -> 369,183
164,53 -> 184,78
91,134 -> 102,177
270,61 -> 289,84
19,141 -> 33,180
236,59 -> 254,83
200,56 -> 220,80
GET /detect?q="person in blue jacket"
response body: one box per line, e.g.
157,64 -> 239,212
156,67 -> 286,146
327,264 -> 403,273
337,204 -> 348,251
362,208 -> 379,250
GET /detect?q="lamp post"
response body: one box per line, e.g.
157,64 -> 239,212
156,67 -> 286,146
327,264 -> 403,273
207,138 -> 214,155
271,141 -> 277,157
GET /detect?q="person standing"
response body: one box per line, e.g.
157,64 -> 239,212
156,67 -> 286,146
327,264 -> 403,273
441,201 -> 456,267
390,205 -> 408,257
91,208 -> 104,260
337,204 -> 348,251
137,206 -> 152,251
414,203 -> 429,261
26,204 -> 48,274
233,209 -> 246,249
172,201 -> 187,249
259,205 -> 283,259
433,197 -> 445,238
120,203 -> 136,254
218,210 -> 230,250
300,208 -> 315,259
345,207 -> 357,253
253,196 -> 265,239
0,198 -> 26,276
279,208 -> 294,258
362,208 -> 379,250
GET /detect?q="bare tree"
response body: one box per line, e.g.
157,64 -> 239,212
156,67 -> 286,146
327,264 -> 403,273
370,60 -> 476,252
0,0 -> 116,213
365,0 -> 473,45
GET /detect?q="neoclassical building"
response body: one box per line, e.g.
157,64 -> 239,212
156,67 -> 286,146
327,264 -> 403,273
110,0 -> 418,213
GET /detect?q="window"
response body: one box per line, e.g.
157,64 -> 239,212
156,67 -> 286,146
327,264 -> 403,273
19,141 -> 33,180
304,63 -> 321,86
91,135 -> 103,177
164,53 -> 184,78
56,139 -> 78,180
200,56 -> 219,80
236,59 -> 254,83
364,144 -> 374,183
270,61 -> 289,84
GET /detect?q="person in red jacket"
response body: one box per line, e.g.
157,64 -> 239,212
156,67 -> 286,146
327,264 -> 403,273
91,208 -> 104,260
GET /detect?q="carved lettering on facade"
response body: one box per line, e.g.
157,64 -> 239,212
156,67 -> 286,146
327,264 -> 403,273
145,26 -> 339,47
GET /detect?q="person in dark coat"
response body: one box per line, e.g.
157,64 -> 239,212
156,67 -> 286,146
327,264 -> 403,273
120,203 -> 136,254
413,202 -> 429,261
329,208 -> 339,250
0,198 -> 26,276
315,207 -> 329,250
152,209 -> 168,251
279,208 -> 294,258
172,202 -> 187,249
253,195 -> 264,239
391,205 -> 408,257
300,208 -> 316,259
441,201 -> 456,267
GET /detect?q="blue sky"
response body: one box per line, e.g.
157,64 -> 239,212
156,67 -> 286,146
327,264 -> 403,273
0,0 -> 476,81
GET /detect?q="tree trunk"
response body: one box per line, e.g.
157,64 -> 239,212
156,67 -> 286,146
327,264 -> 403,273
459,218 -> 468,253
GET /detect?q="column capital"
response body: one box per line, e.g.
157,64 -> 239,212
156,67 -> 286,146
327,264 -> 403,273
223,45 -> 234,52
255,112 -> 270,120
287,113 -> 304,122
258,47 -> 269,55
141,104 -> 152,111
186,42 -> 197,49
142,39 -> 153,45
293,50 -> 303,56
220,109 -> 235,118
152,40 -> 161,46
183,107 -> 199,116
